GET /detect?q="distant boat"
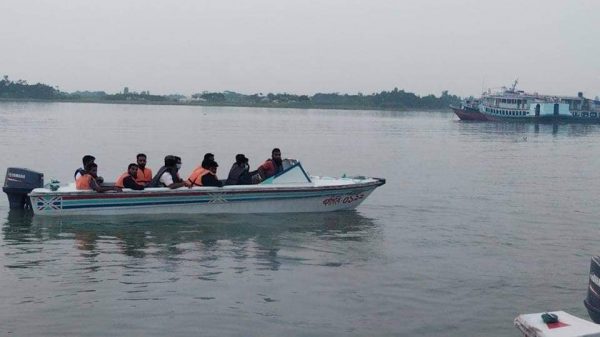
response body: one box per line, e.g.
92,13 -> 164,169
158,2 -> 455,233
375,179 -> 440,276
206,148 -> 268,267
3,163 -> 385,216
452,80 -> 600,123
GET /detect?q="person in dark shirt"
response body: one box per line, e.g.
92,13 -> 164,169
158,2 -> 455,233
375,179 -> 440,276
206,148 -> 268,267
201,160 -> 223,187
226,154 -> 257,185
123,163 -> 145,190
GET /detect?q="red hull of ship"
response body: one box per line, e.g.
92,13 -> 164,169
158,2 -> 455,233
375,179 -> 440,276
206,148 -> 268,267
451,106 -> 490,121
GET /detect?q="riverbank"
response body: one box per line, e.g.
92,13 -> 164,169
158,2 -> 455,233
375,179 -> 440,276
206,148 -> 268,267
0,97 -> 452,112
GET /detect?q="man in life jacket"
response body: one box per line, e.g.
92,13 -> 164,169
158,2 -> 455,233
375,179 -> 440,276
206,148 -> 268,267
200,160 -> 223,187
76,163 -> 121,192
74,154 -> 104,184
187,153 -> 215,185
257,148 -> 283,180
187,159 -> 210,186
115,163 -> 145,190
135,153 -> 153,186
149,155 -> 191,189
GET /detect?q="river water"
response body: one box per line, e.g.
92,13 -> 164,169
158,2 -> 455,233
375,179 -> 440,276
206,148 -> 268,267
0,102 -> 599,336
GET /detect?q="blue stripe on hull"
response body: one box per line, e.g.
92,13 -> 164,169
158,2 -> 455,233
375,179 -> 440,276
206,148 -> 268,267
60,189 -> 368,210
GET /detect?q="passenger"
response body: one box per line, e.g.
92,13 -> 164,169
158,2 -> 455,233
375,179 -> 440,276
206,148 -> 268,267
135,153 -> 153,185
76,163 -> 121,192
201,160 -> 223,187
74,155 -> 104,184
115,163 -> 145,190
149,155 -> 190,189
187,159 -> 210,187
257,148 -> 283,180
225,154 -> 256,185
174,155 -> 183,182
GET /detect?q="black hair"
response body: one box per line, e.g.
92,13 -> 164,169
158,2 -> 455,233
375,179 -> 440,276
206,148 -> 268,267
235,154 -> 248,164
204,153 -> 214,160
207,160 -> 218,168
85,162 -> 97,171
82,155 -> 95,166
164,155 -> 177,167
128,163 -> 138,170
136,153 -> 146,160
272,148 -> 280,155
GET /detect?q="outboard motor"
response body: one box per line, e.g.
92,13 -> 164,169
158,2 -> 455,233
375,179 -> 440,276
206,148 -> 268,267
584,256 -> 600,323
2,168 -> 43,210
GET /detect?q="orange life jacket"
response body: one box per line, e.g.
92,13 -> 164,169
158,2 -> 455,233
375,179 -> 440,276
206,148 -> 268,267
188,167 -> 214,186
115,172 -> 130,188
136,167 -> 152,185
76,174 -> 93,190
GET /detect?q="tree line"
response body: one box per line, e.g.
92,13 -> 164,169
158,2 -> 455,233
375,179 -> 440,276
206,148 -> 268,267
0,75 -> 461,110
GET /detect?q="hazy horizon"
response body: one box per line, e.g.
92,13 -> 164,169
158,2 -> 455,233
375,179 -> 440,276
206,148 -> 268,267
2,0 -> 599,97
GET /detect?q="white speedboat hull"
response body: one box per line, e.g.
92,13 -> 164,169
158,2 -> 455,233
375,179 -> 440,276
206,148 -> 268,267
29,176 -> 385,216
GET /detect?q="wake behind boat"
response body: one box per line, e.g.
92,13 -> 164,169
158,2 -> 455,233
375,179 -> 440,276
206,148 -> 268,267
3,163 -> 385,216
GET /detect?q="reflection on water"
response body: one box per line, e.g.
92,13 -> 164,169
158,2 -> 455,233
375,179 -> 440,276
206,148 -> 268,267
456,120 -> 600,137
2,210 -> 379,270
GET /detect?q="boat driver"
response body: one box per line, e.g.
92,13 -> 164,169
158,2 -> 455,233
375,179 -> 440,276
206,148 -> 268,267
257,148 -> 283,180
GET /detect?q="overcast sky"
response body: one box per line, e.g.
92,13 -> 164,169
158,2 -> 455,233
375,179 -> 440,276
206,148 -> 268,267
1,0 -> 599,97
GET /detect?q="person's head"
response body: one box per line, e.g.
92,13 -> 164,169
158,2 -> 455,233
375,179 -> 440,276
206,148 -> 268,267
235,154 -> 248,165
128,163 -> 138,178
85,162 -> 98,177
271,148 -> 282,164
174,156 -> 182,170
204,153 -> 214,162
164,155 -> 177,168
136,153 -> 147,169
82,155 -> 95,167
207,160 -> 218,174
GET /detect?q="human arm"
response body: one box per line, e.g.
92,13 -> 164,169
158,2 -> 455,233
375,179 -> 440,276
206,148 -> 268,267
201,174 -> 223,187
123,176 -> 145,190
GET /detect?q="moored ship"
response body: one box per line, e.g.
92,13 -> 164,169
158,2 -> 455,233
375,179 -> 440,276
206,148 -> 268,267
452,81 -> 600,123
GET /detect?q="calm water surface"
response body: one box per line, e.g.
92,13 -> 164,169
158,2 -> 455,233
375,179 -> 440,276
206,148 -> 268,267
1,102 -> 600,336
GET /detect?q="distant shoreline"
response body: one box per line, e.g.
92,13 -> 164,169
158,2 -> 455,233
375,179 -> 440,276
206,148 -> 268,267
0,98 -> 452,112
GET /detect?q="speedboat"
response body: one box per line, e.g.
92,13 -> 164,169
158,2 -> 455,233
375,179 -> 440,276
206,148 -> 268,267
3,162 -> 385,216
514,256 -> 600,337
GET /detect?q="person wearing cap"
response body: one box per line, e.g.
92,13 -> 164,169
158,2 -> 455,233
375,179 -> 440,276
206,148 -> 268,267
226,154 -> 256,185
149,155 -> 190,189
200,160 -> 223,187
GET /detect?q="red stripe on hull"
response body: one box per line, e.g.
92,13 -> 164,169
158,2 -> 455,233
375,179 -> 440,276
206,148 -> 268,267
451,107 -> 490,121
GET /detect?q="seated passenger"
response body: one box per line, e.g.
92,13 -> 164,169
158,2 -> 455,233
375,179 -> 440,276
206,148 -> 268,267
201,160 -> 223,187
257,148 -> 283,180
135,153 -> 153,186
115,163 -> 145,190
74,155 -> 104,184
149,155 -> 190,189
225,154 -> 257,185
76,163 -> 121,192
187,159 -> 210,187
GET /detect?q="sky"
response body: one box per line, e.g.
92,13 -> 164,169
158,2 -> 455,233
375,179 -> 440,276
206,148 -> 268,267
1,0 -> 600,97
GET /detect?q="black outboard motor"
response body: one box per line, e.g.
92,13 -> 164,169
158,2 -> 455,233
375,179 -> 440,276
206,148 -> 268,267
2,168 -> 44,210
584,256 -> 600,323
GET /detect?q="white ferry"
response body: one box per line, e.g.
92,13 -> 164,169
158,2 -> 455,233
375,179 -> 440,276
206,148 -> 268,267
451,81 -> 600,122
